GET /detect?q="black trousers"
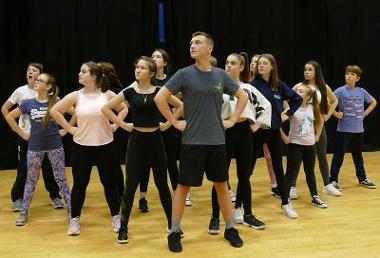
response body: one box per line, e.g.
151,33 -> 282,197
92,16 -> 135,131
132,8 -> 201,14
330,132 -> 367,183
252,129 -> 289,205
11,137 -> 61,202
212,121 -> 253,218
121,130 -> 172,227
285,143 -> 318,197
70,141 -> 120,218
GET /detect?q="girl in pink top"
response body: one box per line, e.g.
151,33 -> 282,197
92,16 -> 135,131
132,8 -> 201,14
51,61 -> 128,236
283,84 -> 328,212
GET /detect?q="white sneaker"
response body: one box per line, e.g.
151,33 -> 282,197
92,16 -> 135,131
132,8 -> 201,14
229,190 -> 236,202
185,193 -> 192,206
289,187 -> 298,200
281,204 -> 298,219
112,214 -> 121,233
233,208 -> 244,224
323,183 -> 342,196
68,217 -> 80,236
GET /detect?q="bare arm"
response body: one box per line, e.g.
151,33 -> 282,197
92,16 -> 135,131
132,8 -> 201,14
50,91 -> 78,132
315,114 -> 324,142
102,91 -> 129,131
159,95 -> 183,131
1,100 -> 14,118
5,108 -> 29,140
325,85 -> 338,121
155,87 -> 177,124
224,88 -> 248,129
364,99 -> 377,117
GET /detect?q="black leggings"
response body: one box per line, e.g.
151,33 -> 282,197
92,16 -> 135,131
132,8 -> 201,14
211,121 -> 254,218
70,141 -> 120,218
121,130 -> 172,227
139,127 -> 180,192
252,129 -> 289,205
285,143 -> 318,197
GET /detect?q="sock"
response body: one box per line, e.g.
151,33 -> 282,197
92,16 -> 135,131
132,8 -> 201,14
170,220 -> 180,233
225,218 -> 234,229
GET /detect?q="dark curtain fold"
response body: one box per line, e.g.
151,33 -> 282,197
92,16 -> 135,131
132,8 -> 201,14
1,0 -> 379,169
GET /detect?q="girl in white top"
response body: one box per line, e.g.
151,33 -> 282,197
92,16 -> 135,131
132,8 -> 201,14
210,52 -> 271,232
50,61 -> 128,236
290,61 -> 340,198
283,84 -> 328,210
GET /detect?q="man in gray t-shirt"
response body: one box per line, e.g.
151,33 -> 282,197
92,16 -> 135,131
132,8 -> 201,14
155,31 -> 247,252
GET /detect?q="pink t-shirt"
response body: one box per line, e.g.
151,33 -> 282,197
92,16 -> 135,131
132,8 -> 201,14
289,104 -> 315,146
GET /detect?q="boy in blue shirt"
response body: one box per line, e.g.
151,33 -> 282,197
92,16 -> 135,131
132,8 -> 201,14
327,65 -> 377,193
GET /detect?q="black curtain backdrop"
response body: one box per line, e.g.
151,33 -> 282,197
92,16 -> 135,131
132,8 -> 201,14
1,0 -> 379,169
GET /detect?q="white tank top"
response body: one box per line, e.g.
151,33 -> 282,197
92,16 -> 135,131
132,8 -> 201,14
73,89 -> 113,146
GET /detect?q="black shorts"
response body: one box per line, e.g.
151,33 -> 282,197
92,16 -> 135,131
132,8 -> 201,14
178,144 -> 228,187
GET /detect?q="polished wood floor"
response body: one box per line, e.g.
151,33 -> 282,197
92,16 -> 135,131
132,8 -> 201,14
0,152 -> 379,258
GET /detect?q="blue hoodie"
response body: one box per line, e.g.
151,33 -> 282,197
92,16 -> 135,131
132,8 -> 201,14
250,77 -> 302,129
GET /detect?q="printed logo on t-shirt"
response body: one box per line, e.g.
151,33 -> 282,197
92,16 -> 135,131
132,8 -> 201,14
343,96 -> 363,119
30,107 -> 48,122
297,116 -> 313,135
214,81 -> 223,93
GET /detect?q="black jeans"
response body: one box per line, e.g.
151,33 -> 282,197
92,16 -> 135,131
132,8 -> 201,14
329,132 -> 367,183
285,143 -> 318,197
11,137 -> 61,202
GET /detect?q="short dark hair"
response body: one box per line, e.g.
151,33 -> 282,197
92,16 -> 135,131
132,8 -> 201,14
27,62 -> 43,73
191,31 -> 214,46
345,65 -> 363,77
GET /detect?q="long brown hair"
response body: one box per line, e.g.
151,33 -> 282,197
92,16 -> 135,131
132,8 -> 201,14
256,53 -> 283,90
41,73 -> 59,127
302,84 -> 321,126
303,61 -> 328,114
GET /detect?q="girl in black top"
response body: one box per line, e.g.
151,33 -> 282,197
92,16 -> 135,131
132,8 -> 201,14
102,56 -> 183,244
138,49 -> 182,211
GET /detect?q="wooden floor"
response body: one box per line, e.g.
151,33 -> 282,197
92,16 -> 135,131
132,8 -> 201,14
0,152 -> 379,258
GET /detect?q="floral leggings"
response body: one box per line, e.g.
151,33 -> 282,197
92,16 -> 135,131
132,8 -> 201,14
22,147 -> 71,215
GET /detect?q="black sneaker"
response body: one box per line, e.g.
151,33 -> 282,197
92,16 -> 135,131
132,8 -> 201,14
138,198 -> 149,213
167,227 -> 185,238
208,217 -> 220,235
243,214 -> 266,230
117,226 -> 128,244
271,187 -> 281,198
311,195 -> 328,208
224,228 -> 243,248
359,179 -> 376,189
168,232 -> 182,252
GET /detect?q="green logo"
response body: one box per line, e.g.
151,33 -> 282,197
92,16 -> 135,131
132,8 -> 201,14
214,81 -> 223,93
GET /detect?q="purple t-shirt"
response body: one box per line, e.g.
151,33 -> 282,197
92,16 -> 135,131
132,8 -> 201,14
19,99 -> 62,151
334,85 -> 374,133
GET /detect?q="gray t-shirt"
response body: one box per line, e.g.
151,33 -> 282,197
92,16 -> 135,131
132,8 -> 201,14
165,65 -> 239,145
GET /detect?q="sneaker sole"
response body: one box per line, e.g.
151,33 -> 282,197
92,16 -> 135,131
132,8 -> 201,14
15,221 -> 27,226
117,239 -> 129,244
322,189 -> 341,196
53,205 -> 64,209
185,202 -> 192,207
68,231 -> 80,236
12,208 -> 23,212
359,184 -> 376,189
243,222 -> 266,230
271,193 -> 281,199
312,202 -> 328,209
139,209 -> 149,213
208,229 -> 220,235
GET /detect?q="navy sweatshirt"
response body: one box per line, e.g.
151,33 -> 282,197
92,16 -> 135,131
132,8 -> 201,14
250,77 -> 302,130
